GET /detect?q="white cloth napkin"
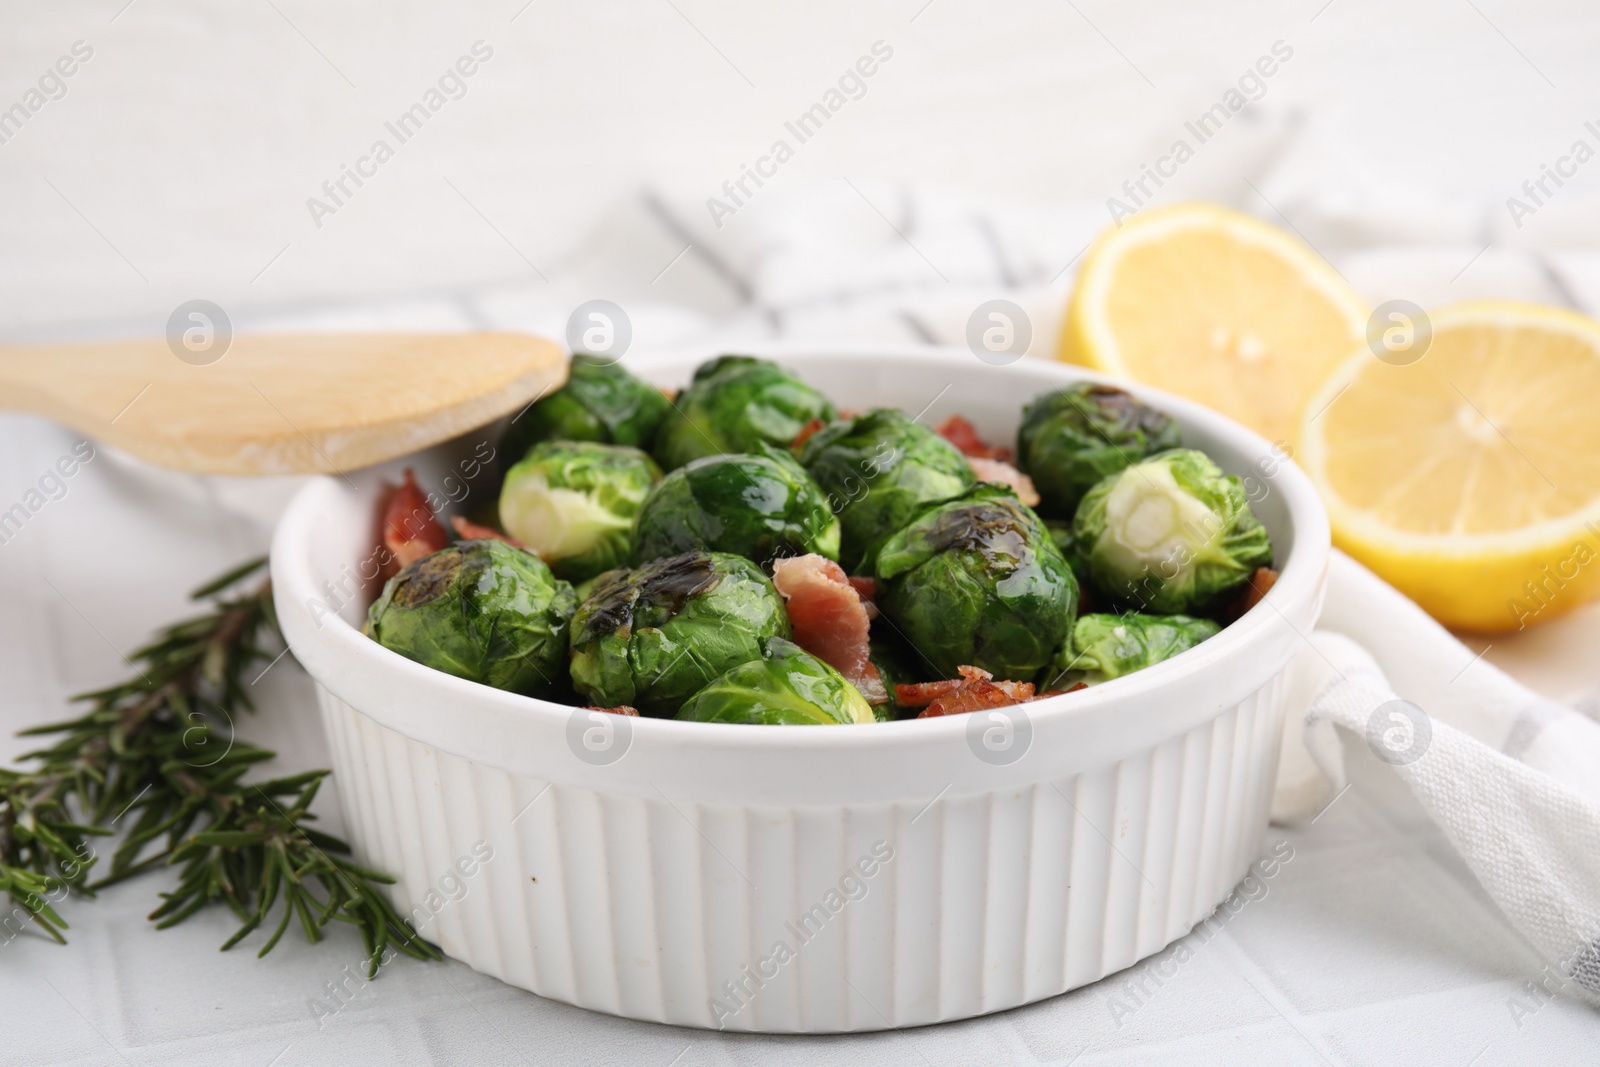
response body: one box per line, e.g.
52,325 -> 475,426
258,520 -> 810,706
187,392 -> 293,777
1276,551 -> 1600,1007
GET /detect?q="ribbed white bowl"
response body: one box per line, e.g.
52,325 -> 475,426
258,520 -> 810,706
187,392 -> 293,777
272,347 -> 1328,1032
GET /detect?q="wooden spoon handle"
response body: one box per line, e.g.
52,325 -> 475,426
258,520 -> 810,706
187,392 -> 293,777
0,333 -> 567,476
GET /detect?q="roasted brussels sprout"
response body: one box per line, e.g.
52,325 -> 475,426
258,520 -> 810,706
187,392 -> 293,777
675,637 -> 874,725
568,551 -> 791,716
652,355 -> 837,470
798,407 -> 978,572
631,444 -> 840,565
499,354 -> 670,468
873,484 -> 1079,680
365,539 -> 576,699
1054,612 -> 1220,683
1073,448 -> 1272,614
1017,384 -> 1181,518
499,441 -> 661,582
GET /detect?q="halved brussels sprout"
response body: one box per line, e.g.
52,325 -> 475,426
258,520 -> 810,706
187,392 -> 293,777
798,407 -> 977,572
631,444 -> 840,565
499,441 -> 661,582
1017,384 -> 1181,518
568,550 -> 791,716
365,539 -> 576,699
499,354 -> 670,468
1054,612 -> 1220,683
1073,448 -> 1272,614
675,637 -> 874,725
652,355 -> 836,470
873,484 -> 1079,680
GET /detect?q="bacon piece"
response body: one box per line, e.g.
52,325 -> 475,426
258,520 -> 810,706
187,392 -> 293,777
791,417 -> 827,450
585,704 -> 640,717
450,514 -> 526,550
378,469 -> 449,581
847,576 -> 878,601
897,665 -> 1034,718
936,415 -> 1012,462
845,575 -> 879,619
967,456 -> 1040,506
1217,567 -> 1279,624
770,554 -> 887,704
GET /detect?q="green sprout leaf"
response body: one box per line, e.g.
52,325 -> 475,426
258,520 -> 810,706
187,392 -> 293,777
1017,383 -> 1181,518
568,551 -> 791,716
632,444 -> 840,566
1072,448 -> 1273,614
499,440 -> 661,582
366,539 -> 577,699
652,355 -> 837,471
676,637 -> 874,725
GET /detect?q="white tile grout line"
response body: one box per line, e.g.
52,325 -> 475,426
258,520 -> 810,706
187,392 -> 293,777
1216,929 -> 1345,1067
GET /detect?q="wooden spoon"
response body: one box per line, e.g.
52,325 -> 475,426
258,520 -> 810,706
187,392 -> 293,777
0,333 -> 567,475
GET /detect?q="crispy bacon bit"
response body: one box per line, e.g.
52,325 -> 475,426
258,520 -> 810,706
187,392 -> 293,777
791,417 -> 827,450
1218,567 -> 1279,624
450,514 -> 526,550
378,469 -> 449,581
897,665 -> 1035,718
771,554 -> 887,704
585,704 -> 640,717
967,456 -> 1040,506
936,415 -> 1012,462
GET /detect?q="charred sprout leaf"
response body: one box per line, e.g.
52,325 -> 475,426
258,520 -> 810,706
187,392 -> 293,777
873,484 -> 1079,681
1053,612 -> 1220,683
366,540 -> 576,699
798,407 -> 977,573
1072,448 -> 1272,614
568,551 -> 791,716
652,355 -> 837,471
1017,384 -> 1181,518
632,444 -> 840,566
0,558 -> 435,976
499,441 -> 661,582
499,354 -> 671,468
675,637 -> 874,725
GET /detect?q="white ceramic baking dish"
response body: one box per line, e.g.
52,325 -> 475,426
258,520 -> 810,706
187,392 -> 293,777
271,346 -> 1328,1033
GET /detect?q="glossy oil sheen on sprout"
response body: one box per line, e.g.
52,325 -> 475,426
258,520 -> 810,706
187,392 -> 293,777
873,484 -> 1078,680
567,550 -> 791,716
652,355 -> 837,471
365,539 -> 576,699
632,443 -> 840,565
798,407 -> 977,573
1016,383 -> 1181,519
676,637 -> 874,725
1055,612 -> 1220,682
499,355 -> 670,469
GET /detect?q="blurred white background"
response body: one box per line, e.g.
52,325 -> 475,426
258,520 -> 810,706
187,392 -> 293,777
4,0 -> 1600,339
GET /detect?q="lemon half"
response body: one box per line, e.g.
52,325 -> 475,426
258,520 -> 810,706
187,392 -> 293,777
1061,202 -> 1368,447
1298,301 -> 1600,632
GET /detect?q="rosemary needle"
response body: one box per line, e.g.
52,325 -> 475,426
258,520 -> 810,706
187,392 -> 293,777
0,558 -> 438,977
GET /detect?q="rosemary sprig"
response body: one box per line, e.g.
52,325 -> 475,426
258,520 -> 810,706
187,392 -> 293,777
0,558 -> 439,976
